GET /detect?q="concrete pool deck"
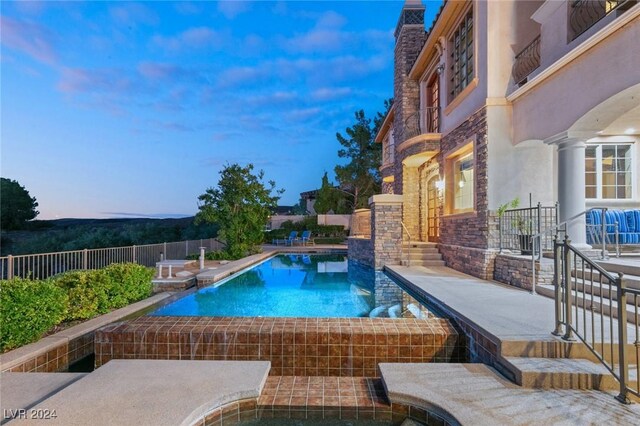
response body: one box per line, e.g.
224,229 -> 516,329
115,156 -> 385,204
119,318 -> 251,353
3,360 -> 270,426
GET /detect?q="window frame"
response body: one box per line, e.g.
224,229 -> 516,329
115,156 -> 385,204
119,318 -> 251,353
585,142 -> 634,200
448,7 -> 474,101
444,140 -> 476,216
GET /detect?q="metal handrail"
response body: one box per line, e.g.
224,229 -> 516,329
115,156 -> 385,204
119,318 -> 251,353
400,221 -> 412,267
513,35 -> 540,85
0,238 -> 223,280
569,0 -> 635,41
402,107 -> 440,141
553,235 -> 639,403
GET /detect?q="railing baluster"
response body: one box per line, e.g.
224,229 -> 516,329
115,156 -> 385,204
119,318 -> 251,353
563,236 -> 574,341
615,273 -> 630,404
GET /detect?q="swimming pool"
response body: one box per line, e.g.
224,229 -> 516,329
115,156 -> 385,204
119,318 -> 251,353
151,253 -> 441,318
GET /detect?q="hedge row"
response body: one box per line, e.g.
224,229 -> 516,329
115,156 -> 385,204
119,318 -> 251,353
0,263 -> 154,352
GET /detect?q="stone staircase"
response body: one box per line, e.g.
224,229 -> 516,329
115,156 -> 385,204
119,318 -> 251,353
535,258 -> 640,324
402,241 -> 444,267
494,339 -> 638,400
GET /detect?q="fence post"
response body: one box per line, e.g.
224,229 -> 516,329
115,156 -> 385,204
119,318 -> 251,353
601,208 -> 607,260
132,245 -> 137,264
536,202 -> 542,260
615,222 -> 620,258
551,236 -> 563,336
7,255 -> 13,280
499,214 -> 503,253
614,273 -> 630,404
163,242 -> 167,260
185,240 -> 189,257
562,236 -> 574,341
83,249 -> 88,270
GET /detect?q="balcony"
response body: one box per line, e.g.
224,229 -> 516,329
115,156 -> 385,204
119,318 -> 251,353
512,35 -> 541,87
569,0 -> 637,41
401,107 -> 440,142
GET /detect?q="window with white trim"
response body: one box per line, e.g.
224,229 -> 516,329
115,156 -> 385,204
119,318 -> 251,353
585,144 -> 632,199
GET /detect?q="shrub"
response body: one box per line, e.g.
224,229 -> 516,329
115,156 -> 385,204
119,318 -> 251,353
101,263 -> 154,308
0,278 -> 67,352
55,270 -> 110,320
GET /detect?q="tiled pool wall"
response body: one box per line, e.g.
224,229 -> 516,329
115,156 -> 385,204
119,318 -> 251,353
3,332 -> 93,373
95,317 -> 465,376
195,377 -> 454,426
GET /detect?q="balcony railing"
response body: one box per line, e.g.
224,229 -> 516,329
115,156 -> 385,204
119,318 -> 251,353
402,107 -> 440,142
512,35 -> 541,86
570,0 -> 636,41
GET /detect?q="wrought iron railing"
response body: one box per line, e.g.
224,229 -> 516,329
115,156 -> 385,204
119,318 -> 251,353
499,203 -> 558,257
552,235 -> 639,403
401,107 -> 440,142
512,35 -> 540,86
570,0 -> 636,41
0,238 -> 223,280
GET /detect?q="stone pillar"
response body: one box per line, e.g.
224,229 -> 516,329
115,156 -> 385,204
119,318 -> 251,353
402,165 -> 420,240
370,194 -> 404,269
546,133 -> 592,248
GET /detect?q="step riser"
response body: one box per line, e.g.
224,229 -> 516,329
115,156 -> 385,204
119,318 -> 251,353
403,260 -> 445,267
407,254 -> 443,260
500,340 -> 638,363
565,275 -> 637,304
597,260 -> 640,277
536,286 -> 638,325
573,270 -> 640,292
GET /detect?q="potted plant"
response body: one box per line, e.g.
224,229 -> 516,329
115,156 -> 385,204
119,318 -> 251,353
497,197 -> 532,255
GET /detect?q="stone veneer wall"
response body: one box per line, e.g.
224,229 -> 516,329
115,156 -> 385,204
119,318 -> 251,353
371,196 -> 404,269
392,5 -> 426,195
437,107 -> 498,279
401,166 -> 420,239
493,254 -> 555,291
347,237 -> 374,268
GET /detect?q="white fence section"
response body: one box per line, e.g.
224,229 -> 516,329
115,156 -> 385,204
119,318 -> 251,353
0,238 -> 223,280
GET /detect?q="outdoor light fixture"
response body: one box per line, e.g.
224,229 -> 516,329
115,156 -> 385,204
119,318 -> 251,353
435,179 -> 445,191
625,128 -> 636,135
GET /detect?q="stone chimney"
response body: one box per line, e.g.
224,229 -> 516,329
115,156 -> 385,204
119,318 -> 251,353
392,0 -> 426,194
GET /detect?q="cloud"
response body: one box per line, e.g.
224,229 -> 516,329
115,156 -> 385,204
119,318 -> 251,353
57,67 -> 133,94
109,3 -> 159,27
0,16 -> 57,64
280,11 -> 348,53
311,87 -> 353,101
217,1 -> 251,19
14,1 -> 46,15
152,27 -> 228,51
285,107 -> 321,123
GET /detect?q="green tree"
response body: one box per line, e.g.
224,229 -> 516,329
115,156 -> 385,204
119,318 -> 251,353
314,172 -> 349,214
1,178 -> 39,230
195,164 -> 282,258
334,100 -> 391,211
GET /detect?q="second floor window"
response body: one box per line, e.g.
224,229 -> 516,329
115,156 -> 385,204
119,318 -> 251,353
585,144 -> 633,199
450,9 -> 474,99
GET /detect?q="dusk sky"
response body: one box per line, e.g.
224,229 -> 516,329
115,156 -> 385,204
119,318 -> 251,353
2,1 -> 441,219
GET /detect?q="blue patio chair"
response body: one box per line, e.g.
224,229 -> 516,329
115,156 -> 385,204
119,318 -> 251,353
299,230 -> 315,246
273,231 -> 298,246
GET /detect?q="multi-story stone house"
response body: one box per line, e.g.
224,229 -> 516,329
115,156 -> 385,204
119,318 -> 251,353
351,0 -> 640,280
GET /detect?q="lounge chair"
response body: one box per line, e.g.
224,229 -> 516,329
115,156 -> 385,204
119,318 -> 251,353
299,230 -> 315,246
273,231 -> 298,246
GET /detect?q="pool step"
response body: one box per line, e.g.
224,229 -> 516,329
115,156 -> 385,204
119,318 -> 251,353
498,356 -> 638,392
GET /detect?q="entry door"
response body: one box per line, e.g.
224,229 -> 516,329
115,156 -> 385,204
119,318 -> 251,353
427,176 -> 440,241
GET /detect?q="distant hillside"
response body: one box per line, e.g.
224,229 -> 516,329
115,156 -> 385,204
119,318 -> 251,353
1,217 -> 219,256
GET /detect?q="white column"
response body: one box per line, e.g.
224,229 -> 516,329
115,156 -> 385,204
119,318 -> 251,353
552,136 -> 590,248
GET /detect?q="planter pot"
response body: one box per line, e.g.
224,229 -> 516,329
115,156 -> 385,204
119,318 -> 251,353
519,234 -> 533,255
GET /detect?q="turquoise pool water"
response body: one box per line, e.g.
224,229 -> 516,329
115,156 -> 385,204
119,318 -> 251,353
151,254 -> 440,318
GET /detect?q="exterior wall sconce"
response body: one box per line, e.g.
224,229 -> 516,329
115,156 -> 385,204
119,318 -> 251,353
436,64 -> 445,75
435,179 -> 445,192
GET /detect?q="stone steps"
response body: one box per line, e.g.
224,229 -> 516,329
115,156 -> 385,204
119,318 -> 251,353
401,242 -> 443,267
498,356 -> 638,391
536,283 -> 639,325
